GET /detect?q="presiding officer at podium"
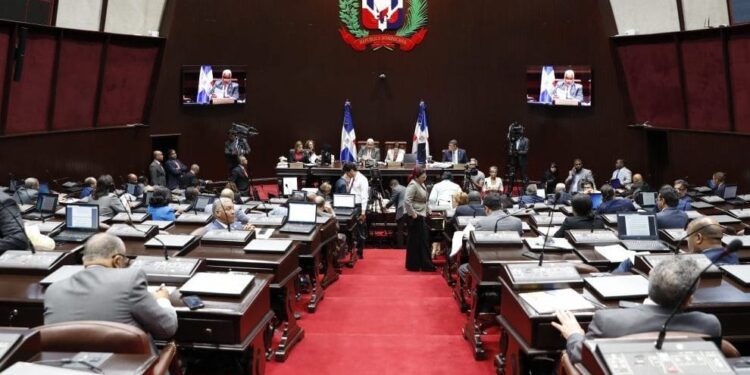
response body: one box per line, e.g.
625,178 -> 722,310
44,233 -> 178,340
552,256 -> 721,363
211,69 -> 239,100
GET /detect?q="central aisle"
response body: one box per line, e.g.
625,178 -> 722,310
266,249 -> 496,375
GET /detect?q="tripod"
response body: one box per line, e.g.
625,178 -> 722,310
366,166 -> 389,246
504,153 -> 519,195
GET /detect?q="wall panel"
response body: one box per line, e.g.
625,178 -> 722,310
52,35 -> 103,130
681,38 -> 730,131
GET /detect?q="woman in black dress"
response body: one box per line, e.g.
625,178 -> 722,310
404,167 -> 436,272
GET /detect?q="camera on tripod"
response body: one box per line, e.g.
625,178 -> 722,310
507,122 -> 525,156
464,164 -> 478,178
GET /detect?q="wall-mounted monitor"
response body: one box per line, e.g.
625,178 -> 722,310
181,65 -> 247,106
526,65 -> 592,107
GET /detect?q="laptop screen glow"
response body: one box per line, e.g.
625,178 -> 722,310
282,177 -> 298,195
66,205 -> 99,230
617,214 -> 657,239
194,195 -> 214,211
640,192 -> 656,206
724,185 -> 738,199
37,194 -> 58,212
333,194 -> 356,208
288,203 -> 317,224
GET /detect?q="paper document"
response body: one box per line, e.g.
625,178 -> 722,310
147,285 -> 177,294
519,288 -> 595,314
524,236 -> 574,250
450,223 -> 475,257
594,244 -> 640,263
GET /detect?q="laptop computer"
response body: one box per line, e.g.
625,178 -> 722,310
609,179 -> 623,189
281,177 -> 298,196
722,184 -> 745,205
193,194 -> 215,213
132,191 -> 155,213
279,202 -> 317,234
54,204 -> 100,243
289,190 -> 308,202
616,214 -> 669,251
333,194 -> 357,216
24,193 -> 58,220
635,191 -> 657,208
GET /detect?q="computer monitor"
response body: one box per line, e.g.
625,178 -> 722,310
590,192 -> 602,209
723,184 -> 738,199
65,204 -> 99,230
402,153 -> 417,164
38,183 -> 49,194
194,195 -> 215,212
536,187 -> 546,199
333,194 -> 356,208
287,202 -> 317,224
282,177 -> 298,196
36,193 -> 59,213
617,214 -> 658,240
290,190 -> 307,202
637,192 -> 657,207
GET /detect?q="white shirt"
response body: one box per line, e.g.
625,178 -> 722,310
347,172 -> 370,211
611,167 -> 632,187
429,180 -> 462,205
386,149 -> 405,162
452,150 -> 458,163
483,177 -> 503,192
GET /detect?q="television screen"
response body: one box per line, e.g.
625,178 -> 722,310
181,65 -> 247,106
526,65 -> 592,107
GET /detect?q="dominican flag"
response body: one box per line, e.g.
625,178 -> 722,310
539,65 -> 555,104
340,101 -> 357,162
196,65 -> 213,104
411,101 -> 430,163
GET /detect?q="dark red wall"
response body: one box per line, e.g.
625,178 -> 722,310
148,0 -> 647,185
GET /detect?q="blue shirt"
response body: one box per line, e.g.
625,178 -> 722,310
596,198 -> 637,215
80,186 -> 94,199
147,205 -> 176,221
519,194 -> 545,207
677,196 -> 692,212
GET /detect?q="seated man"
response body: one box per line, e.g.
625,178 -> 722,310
191,197 -> 255,236
554,194 -> 605,237
674,179 -> 692,211
442,139 -> 468,164
596,184 -> 636,214
552,69 -> 584,102
14,177 -> 39,205
429,172 -> 462,206
454,191 -> 485,218
357,138 -> 381,162
44,233 -> 178,340
0,190 -> 30,252
553,256 -> 721,363
547,183 -> 573,206
204,191 -> 251,224
123,174 -> 143,198
80,177 -> 97,199
519,184 -> 545,206
686,217 -> 738,265
625,173 -> 650,199
710,171 -> 726,197
656,185 -> 689,229
579,180 -> 595,195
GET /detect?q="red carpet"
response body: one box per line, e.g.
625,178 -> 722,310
267,249 -> 497,375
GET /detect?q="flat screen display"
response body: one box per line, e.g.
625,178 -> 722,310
527,65 -> 592,107
181,65 -> 247,106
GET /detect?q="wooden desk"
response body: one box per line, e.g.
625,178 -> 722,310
180,242 -> 304,362
0,273 -> 46,327
276,163 -> 469,187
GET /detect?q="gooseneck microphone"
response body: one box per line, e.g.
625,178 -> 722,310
539,199 -> 559,267
654,239 -> 742,350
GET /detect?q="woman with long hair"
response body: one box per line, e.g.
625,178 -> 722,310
86,174 -> 126,217
404,166 -> 436,271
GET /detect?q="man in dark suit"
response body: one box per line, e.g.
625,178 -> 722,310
180,164 -> 203,189
441,139 -> 468,164
385,179 -> 407,246
44,233 -> 178,340
656,185 -> 689,229
547,183 -> 573,206
210,69 -> 240,100
164,149 -> 188,190
596,184 -> 636,214
518,184 -> 545,207
0,191 -> 30,252
149,150 -> 166,187
554,194 -> 605,237
553,256 -> 722,363
711,171 -> 726,197
229,156 -> 250,195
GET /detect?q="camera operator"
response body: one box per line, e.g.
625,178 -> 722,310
224,123 -> 256,171
508,123 -> 529,186
463,158 -> 485,192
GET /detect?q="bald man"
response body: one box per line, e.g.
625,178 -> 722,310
210,69 -> 240,100
553,69 -> 583,102
192,197 -> 255,236
686,217 -> 737,265
149,150 -> 166,187
358,138 -> 380,162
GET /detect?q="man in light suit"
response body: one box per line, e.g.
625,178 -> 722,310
192,197 -> 255,237
13,177 -> 39,205
384,143 -> 405,162
610,158 -> 632,189
358,138 -> 381,162
656,185 -> 689,229
385,179 -> 407,246
553,69 -> 583,102
44,233 -> 178,340
441,139 -> 468,164
553,256 -> 722,363
0,191 -> 30,252
229,156 -> 250,195
149,150 -> 166,187
564,158 -> 595,193
210,69 -> 240,100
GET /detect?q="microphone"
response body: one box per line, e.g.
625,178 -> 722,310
655,239 -> 742,350
494,207 -> 527,233
117,197 -> 167,259
539,199 -> 560,267
216,198 -> 232,232
0,201 -> 34,254
670,223 -> 728,254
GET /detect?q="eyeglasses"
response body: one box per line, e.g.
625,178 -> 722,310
112,253 -> 130,267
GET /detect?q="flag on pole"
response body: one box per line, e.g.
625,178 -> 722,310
197,65 -> 213,104
340,100 -> 357,162
412,100 -> 430,163
539,65 -> 555,104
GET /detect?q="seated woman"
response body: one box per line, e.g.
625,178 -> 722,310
304,139 -> 319,164
554,194 -> 605,237
596,184 -> 636,215
147,186 -> 177,221
288,140 -> 309,163
84,175 -> 126,217
482,166 -> 503,195
453,191 -> 485,218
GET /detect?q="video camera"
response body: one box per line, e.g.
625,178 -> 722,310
229,122 -> 259,138
464,163 -> 478,177
507,122 -> 524,142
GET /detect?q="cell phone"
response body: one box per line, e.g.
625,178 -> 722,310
181,295 -> 205,310
522,251 -> 540,260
